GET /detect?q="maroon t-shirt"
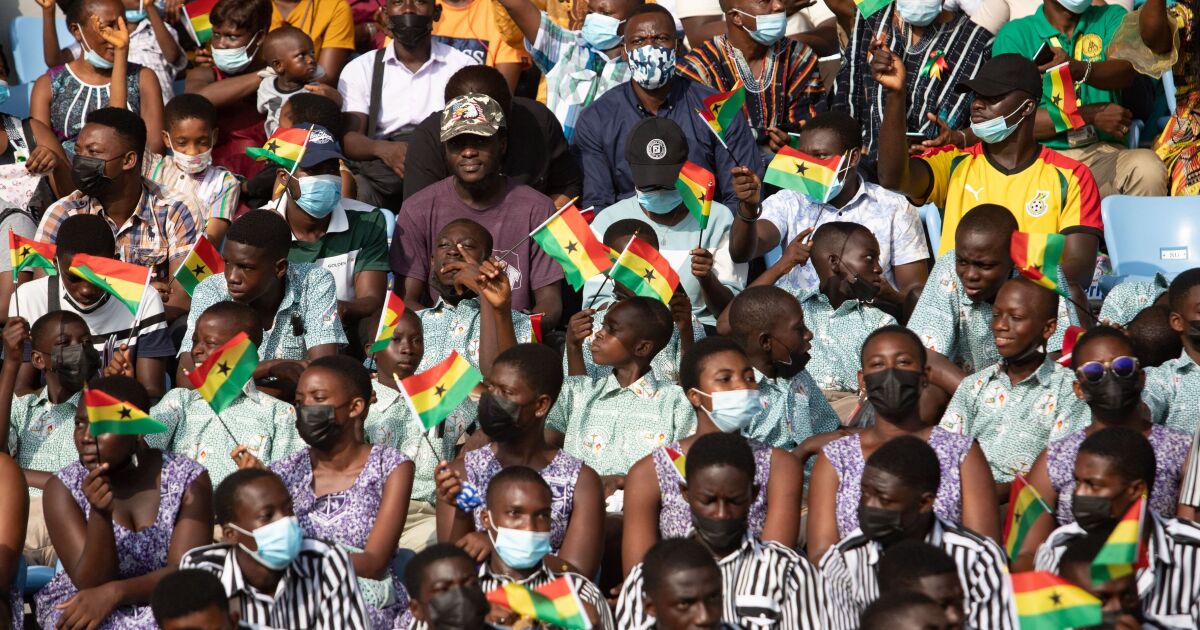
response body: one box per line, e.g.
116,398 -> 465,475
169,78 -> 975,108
390,177 -> 564,312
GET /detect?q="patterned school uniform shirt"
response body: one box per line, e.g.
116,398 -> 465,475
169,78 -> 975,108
416,297 -> 533,372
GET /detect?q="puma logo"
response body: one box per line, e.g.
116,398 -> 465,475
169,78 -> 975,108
963,183 -> 983,201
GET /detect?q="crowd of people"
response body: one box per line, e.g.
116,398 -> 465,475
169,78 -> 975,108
0,0 -> 1196,626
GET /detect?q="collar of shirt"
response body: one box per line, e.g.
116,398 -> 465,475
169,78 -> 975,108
33,388 -> 82,410
219,540 -> 323,600
372,380 -> 403,410
1166,350 -> 1200,374
1029,4 -> 1108,40
982,355 -> 1060,388
57,274 -> 112,313
753,367 -> 793,393
601,369 -> 665,398
479,561 -> 551,586
714,533 -> 763,566
860,517 -> 950,566
798,287 -> 868,317
274,199 -> 351,238
382,40 -> 457,75
429,296 -> 482,315
619,77 -> 692,117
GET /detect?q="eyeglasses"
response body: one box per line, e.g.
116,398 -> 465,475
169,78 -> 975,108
1075,356 -> 1140,382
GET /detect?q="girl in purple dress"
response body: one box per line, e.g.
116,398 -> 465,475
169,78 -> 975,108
36,376 -> 213,630
621,337 -> 805,574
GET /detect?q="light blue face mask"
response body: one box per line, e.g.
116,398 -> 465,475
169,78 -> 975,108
735,10 -> 787,45
212,33 -> 260,74
75,28 -> 114,70
636,187 -> 683,214
0,83 -> 9,107
896,0 -> 942,26
581,13 -> 624,50
230,516 -> 303,571
970,99 -> 1031,144
293,174 -> 341,218
692,388 -> 763,433
625,44 -> 676,90
488,518 -> 552,570
1056,0 -> 1092,14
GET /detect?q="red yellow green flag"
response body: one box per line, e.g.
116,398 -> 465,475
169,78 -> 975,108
68,254 -> 151,315
676,161 -> 716,230
1003,474 -> 1050,563
83,388 -> 167,436
181,0 -> 219,45
186,331 -> 259,414
9,230 -> 56,280
854,0 -> 892,17
173,235 -> 224,297
610,236 -> 680,305
1091,496 -> 1148,584
1010,231 -> 1068,298
1044,62 -> 1086,133
530,312 -> 544,343
486,576 -> 593,630
245,126 -> 311,170
920,49 -> 949,81
531,202 -> 614,290
698,83 -> 747,142
764,147 -> 845,204
369,293 -> 406,354
1011,571 -> 1101,630
664,446 -> 686,482
400,351 -> 483,430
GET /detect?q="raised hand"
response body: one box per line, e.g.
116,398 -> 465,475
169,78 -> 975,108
916,113 -> 968,152
96,15 -> 130,51
566,309 -> 595,350
780,227 -> 816,270
2,317 -> 29,361
731,166 -> 762,207
868,33 -> 905,94
690,248 -> 715,279
476,257 -> 513,310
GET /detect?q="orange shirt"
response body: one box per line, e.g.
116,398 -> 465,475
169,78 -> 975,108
270,0 -> 355,53
432,0 -> 530,68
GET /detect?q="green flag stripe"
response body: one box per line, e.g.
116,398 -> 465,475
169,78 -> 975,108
532,230 -> 587,290
763,168 -> 829,200
206,356 -> 258,414
13,253 -> 56,279
417,372 -> 481,430
715,89 -> 746,137
90,418 -> 165,436
679,192 -> 709,230
610,265 -> 659,300
72,266 -> 140,313
1019,604 -> 1102,630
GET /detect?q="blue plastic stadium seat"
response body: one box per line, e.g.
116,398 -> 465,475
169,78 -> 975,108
918,203 -> 942,255
11,16 -> 75,85
0,83 -> 33,120
23,564 -> 55,596
1102,195 -> 1200,284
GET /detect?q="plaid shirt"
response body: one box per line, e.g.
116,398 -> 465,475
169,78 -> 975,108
35,178 -> 204,279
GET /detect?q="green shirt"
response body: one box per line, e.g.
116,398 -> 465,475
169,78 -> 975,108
940,357 -> 1090,482
562,300 -> 705,384
746,368 -> 841,451
798,289 -> 897,392
8,389 -> 81,497
147,385 -> 304,487
992,4 -> 1128,149
417,298 -> 534,372
546,372 -> 695,476
1143,351 -> 1200,434
282,201 -> 391,303
1098,273 -> 1168,326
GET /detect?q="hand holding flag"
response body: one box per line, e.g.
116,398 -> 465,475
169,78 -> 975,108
1010,231 -> 1069,298
174,235 -> 224,297
399,351 -> 483,431
9,230 -> 56,280
486,576 -> 594,630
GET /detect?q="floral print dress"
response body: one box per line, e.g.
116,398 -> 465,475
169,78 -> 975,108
651,439 -> 773,538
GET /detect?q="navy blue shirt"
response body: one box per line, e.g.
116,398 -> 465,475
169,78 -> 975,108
573,78 -> 763,211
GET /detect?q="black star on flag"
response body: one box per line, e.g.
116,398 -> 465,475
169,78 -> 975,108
1049,591 -> 1063,606
118,406 -> 132,419
19,246 -> 29,257
191,264 -> 206,276
795,163 -> 808,176
217,362 -> 231,375
435,385 -> 446,397
267,140 -> 280,153
1051,94 -> 1062,106
566,241 -> 578,253
643,269 -> 656,282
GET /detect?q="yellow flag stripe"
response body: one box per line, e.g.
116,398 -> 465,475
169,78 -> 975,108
408,357 -> 473,412
614,253 -> 675,302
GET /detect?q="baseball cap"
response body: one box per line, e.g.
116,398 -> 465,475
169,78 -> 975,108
294,123 -> 344,168
956,53 -> 1042,98
440,94 -> 506,142
624,117 -> 689,190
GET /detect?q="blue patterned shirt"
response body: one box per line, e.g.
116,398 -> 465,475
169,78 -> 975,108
416,298 -> 533,372
746,368 -> 840,451
798,289 -> 897,392
1099,273 -> 1168,326
1144,350 -> 1200,434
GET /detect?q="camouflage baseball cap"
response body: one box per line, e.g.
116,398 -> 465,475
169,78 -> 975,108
440,94 -> 506,142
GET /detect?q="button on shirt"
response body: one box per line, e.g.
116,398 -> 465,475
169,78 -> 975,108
747,368 -> 840,451
759,183 -> 928,294
278,199 -> 390,302
939,357 -> 1089,482
8,390 -> 81,497
527,13 -> 630,141
1144,351 -> 1200,434
1098,272 -> 1168,326
338,42 -> 477,138
416,297 -> 533,372
798,289 -> 897,392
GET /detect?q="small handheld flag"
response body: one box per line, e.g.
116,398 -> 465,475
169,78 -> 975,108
1090,495 -> 1148,584
664,446 -> 686,483
9,230 -> 56,280
246,127 -> 311,170
68,254 -> 151,315
764,147 -> 845,204
1044,62 -> 1085,133
676,162 -> 716,231
530,202 -> 614,290
173,235 -> 224,297
698,83 -> 747,143
529,312 -> 544,343
399,351 -> 483,431
369,293 -> 406,354
1010,231 -> 1068,298
187,332 -> 259,415
180,0 -> 219,45
486,576 -> 594,630
1003,475 -> 1050,563
854,0 -> 892,18
1011,571 -> 1101,630
84,388 -> 167,436
1056,326 -> 1085,367
920,49 -> 949,81
610,236 -> 680,305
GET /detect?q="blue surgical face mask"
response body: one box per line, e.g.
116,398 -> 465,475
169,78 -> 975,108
75,28 -> 114,70
625,44 -> 676,90
582,13 -> 624,50
636,187 -> 683,214
293,174 -> 341,218
735,10 -> 787,45
230,516 -> 304,570
692,388 -> 763,433
124,0 -> 146,21
896,0 -> 943,26
1057,0 -> 1092,14
488,516 -> 552,569
970,99 -> 1031,144
212,33 -> 260,74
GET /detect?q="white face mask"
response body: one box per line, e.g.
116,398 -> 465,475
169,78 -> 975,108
170,146 -> 213,174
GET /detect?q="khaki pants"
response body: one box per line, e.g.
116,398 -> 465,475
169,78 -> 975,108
822,389 -> 860,424
25,495 -> 57,568
399,501 -> 438,552
1057,142 -> 1168,198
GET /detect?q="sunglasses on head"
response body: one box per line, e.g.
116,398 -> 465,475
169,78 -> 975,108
1075,356 -> 1140,383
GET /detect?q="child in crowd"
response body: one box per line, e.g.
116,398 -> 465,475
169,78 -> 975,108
147,94 -> 240,247
402,544 -> 489,630
1144,268 -> 1200,434
151,569 -> 239,630
1098,273 -> 1168,327
1127,305 -> 1181,368
257,27 -> 325,136
636,539 -> 729,630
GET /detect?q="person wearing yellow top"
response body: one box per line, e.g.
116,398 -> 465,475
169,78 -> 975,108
433,0 -> 531,89
269,0 -> 355,83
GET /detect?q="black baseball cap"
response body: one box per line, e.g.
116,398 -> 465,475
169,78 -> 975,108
956,53 -> 1042,98
624,117 -> 689,190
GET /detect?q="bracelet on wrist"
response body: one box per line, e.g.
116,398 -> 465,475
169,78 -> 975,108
736,205 -> 761,222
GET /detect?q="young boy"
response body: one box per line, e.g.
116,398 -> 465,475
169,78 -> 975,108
402,544 -> 489,630
147,94 -> 240,247
257,27 -> 324,136
151,569 -> 239,630
636,539 -> 733,630
1143,268 -> 1200,434
148,301 -> 302,488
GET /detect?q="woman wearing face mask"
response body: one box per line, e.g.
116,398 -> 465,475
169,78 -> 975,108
807,325 -> 999,562
621,337 -> 804,574
36,375 -> 214,630
32,0 -> 165,156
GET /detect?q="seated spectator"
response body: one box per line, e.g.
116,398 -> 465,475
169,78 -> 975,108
180,468 -> 371,627
584,118 -> 745,328
547,297 -> 695,477
820,435 -> 1013,630
150,569 -> 239,630
36,107 -> 203,321
257,27 -> 329,136
876,541 -> 967,629
860,591 -> 953,630
635,539 -> 738,630
251,92 -> 359,207
1034,427 -> 1200,626
729,112 -> 929,309
146,94 -> 240,247
37,375 -> 213,629
1055,534 -> 1146,629
436,344 -> 604,577
268,0 -> 354,83
339,0 -> 476,210
616,432 -> 825,628
574,4 -> 761,210
1098,272 -> 1167,327
1142,268 -> 1200,433
0,101 -> 72,223
993,0 -> 1168,197
622,337 -> 804,572
12,215 -> 172,399
32,0 -> 165,154
1127,304 -> 1180,369
808,326 -> 998,562
0,451 -> 25,627
403,65 -> 582,206
401,544 -> 489,629
939,277 -> 1090,491
393,96 -> 565,326
432,0 -> 530,88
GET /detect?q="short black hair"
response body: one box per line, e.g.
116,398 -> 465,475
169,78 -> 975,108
486,465 -> 551,505
865,435 -> 941,496
679,336 -> 746,392
86,375 -> 150,413
811,221 -> 874,263
877,541 -> 958,592
627,3 -> 676,26
445,66 -> 513,113
405,543 -> 475,600
65,0 -> 114,27
307,354 -> 373,400
493,343 -> 563,402
861,591 -> 938,630
727,285 -> 801,341
801,111 -> 863,154
603,219 -> 660,250
164,93 -> 217,133
956,203 -> 1018,240
617,296 -> 673,356
439,218 -> 494,258
1128,305 -> 1180,368
641,538 -> 720,595
1004,276 -> 1060,324
199,301 -> 264,347
211,0 -> 273,34
31,311 -> 89,352
151,569 -> 229,626
214,468 -> 279,525
86,107 -> 147,159
1167,268 -> 1200,316
1078,426 -> 1156,491
286,93 -> 347,140
684,431 -> 754,484
860,325 -> 927,369
56,214 -> 115,262
1070,325 -> 1133,371
226,210 -> 292,261
262,25 -> 311,62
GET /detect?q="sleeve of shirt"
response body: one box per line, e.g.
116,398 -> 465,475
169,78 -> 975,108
669,388 -> 698,443
316,546 -> 372,630
715,110 -> 763,208
7,397 -> 28,455
939,378 -> 974,436
268,404 -> 304,463
574,107 -> 618,210
889,199 -> 931,266
804,374 -> 841,437
338,54 -> 372,116
302,266 -> 349,349
402,116 -> 449,201
709,227 -> 746,295
990,22 -> 1025,56
819,551 -> 860,630
511,311 -> 534,343
786,558 -> 827,630
759,190 -> 796,244
146,390 -> 185,450
490,29 -> 531,66
613,566 -> 648,629
1058,160 -> 1103,237
178,276 -> 222,356
1140,366 -> 1170,424
527,13 -> 571,74
1180,433 -> 1200,507
917,146 -> 963,210
320,0 -> 357,51
34,200 -> 70,243
677,50 -> 716,87
966,549 -> 1018,630
165,198 -> 204,264
352,212 -> 391,273
209,171 -> 241,222
906,254 -> 961,361
545,378 -> 576,434
389,197 -> 431,281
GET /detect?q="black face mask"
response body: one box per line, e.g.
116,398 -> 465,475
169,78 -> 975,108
1072,494 -> 1117,533
389,13 -> 433,48
427,586 -> 489,630
1186,320 -> 1200,346
847,274 -> 881,304
296,404 -> 343,451
857,505 -> 908,545
691,512 -> 746,552
1004,339 -> 1045,365
771,336 -> 810,379
71,154 -> 117,197
51,343 -> 100,393
477,392 -> 522,442
1079,372 -> 1142,421
863,368 -> 922,418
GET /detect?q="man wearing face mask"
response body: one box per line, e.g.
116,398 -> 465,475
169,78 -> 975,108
574,4 -> 762,211
821,436 -> 1015,630
402,544 -> 491,630
1056,534 -> 1145,630
617,432 -> 826,629
1141,269 -> 1200,435
1035,427 -> 1200,628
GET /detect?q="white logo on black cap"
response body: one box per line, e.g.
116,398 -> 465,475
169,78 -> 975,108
646,139 -> 667,160
310,129 -> 335,145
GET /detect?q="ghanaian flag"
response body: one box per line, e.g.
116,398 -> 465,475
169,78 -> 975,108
664,446 -> 686,482
486,576 -> 593,630
369,292 -> 406,354
698,84 -> 747,142
181,0 -> 219,45
1003,475 -> 1050,563
676,162 -> 715,230
764,147 -> 844,204
9,230 -> 56,280
854,0 -> 891,17
1091,496 -> 1148,584
1045,62 -> 1085,133
68,254 -> 151,315
400,351 -> 482,430
1010,232 -> 1068,298
610,236 -> 679,305
245,126 -> 310,170
84,388 -> 167,436
531,202 -> 613,290
173,235 -> 224,297
1012,571 -> 1101,630
187,331 -> 258,414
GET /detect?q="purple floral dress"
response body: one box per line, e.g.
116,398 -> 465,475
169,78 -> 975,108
272,446 -> 411,630
464,447 -> 582,553
1047,425 -> 1191,524
824,428 -> 972,537
36,453 -> 204,630
652,440 -> 772,538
